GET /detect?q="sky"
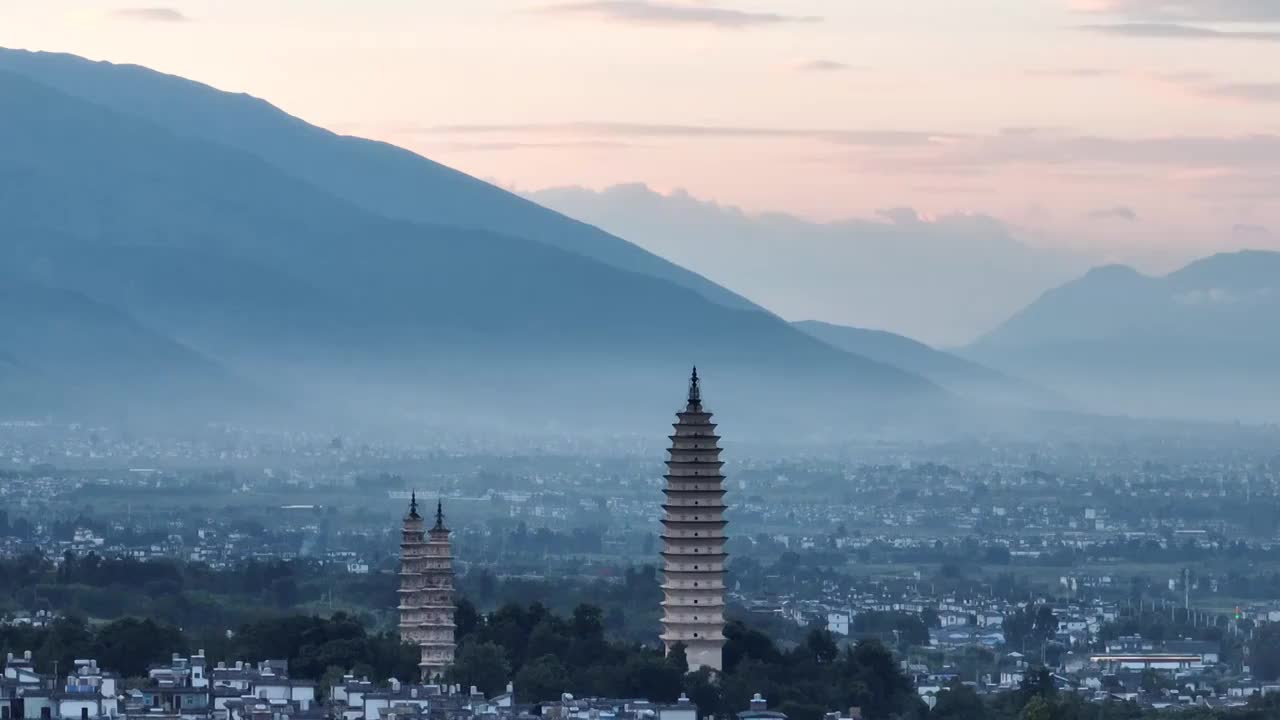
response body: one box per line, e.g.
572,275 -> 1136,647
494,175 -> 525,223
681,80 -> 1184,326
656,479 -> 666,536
2,0 -> 1279,267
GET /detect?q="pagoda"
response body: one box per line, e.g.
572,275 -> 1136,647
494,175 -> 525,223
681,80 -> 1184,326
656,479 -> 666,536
398,493 -> 456,681
659,367 -> 728,672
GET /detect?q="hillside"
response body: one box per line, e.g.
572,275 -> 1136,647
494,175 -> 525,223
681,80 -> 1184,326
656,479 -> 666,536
0,66 -> 942,433
526,183 -> 1089,346
0,48 -> 760,315
0,280 -> 242,416
967,251 -> 1280,422
794,321 -> 1059,409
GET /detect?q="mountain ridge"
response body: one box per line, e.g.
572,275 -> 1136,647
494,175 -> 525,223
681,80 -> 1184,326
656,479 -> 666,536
0,62 -> 944,433
0,277 -> 250,417
0,47 -> 763,316
966,250 -> 1280,422
525,182 -> 1092,346
794,320 -> 1061,410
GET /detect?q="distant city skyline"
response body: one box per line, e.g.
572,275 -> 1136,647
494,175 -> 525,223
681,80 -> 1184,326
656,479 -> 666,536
2,0 -> 1277,264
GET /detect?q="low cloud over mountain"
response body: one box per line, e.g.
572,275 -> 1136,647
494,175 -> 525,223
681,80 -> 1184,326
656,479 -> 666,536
967,250 -> 1280,422
526,184 -> 1090,346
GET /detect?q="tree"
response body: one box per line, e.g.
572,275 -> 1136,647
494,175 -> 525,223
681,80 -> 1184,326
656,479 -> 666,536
1251,622 -> 1280,681
572,605 -> 604,642
1032,606 -> 1058,644
841,641 -> 921,720
667,643 -> 689,675
1004,605 -> 1058,653
33,616 -> 94,676
527,620 -> 570,660
455,598 -> 480,642
922,608 -> 941,629
271,577 -> 299,609
1017,668 -> 1056,707
723,620 -> 783,672
954,646 -> 995,683
622,654 -> 683,703
515,654 -> 571,702
683,667 -> 722,719
1138,669 -> 1166,694
805,628 -> 838,665
92,618 -> 188,678
450,641 -> 512,697
931,683 -> 986,720
776,701 -> 826,720
319,665 -> 346,700
1020,695 -> 1052,720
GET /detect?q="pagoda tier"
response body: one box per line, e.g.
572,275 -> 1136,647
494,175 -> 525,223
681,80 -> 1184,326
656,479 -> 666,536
397,495 -> 456,681
659,368 -> 728,673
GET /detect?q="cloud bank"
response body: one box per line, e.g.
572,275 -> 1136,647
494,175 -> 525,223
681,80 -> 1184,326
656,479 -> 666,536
524,183 -> 1093,345
1088,206 -> 1139,221
419,121 -> 1280,172
110,7 -> 190,22
421,121 -> 955,147
795,59 -> 856,72
1072,0 -> 1280,22
536,1 -> 819,28
1081,22 -> 1280,42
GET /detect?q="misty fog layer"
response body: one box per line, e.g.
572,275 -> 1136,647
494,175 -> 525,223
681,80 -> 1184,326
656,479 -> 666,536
526,184 -> 1091,347
1,48 -> 1277,433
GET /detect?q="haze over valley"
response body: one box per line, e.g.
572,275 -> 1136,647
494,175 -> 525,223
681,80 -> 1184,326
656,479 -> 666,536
527,183 -> 1093,347
5,6 -> 1280,718
0,47 -> 1277,432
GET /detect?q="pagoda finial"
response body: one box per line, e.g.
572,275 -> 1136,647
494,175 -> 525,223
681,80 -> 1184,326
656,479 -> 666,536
433,498 -> 446,531
688,366 -> 701,406
408,490 -> 420,519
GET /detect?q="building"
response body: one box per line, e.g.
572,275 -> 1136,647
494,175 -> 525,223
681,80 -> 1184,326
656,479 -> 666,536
656,695 -> 698,720
52,659 -> 121,720
827,613 -> 850,636
736,694 -> 786,720
1088,654 -> 1203,672
659,368 -> 728,673
398,494 -> 457,681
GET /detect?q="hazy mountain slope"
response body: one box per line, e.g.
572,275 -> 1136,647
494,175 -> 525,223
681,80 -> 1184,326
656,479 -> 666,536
967,250 -> 1280,422
794,321 -> 1060,409
0,68 -> 942,432
0,280 -> 242,417
526,183 -> 1091,346
0,47 -> 760,315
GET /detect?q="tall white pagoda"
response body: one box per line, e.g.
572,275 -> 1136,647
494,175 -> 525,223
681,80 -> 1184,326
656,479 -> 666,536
659,367 -> 728,672
398,493 -> 456,681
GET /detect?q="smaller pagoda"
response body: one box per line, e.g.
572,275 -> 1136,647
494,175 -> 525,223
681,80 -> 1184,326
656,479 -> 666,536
397,493 -> 457,681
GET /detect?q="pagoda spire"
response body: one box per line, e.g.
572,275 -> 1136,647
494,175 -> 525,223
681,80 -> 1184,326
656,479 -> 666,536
408,490 -> 420,519
434,498 -> 446,532
687,366 -> 701,407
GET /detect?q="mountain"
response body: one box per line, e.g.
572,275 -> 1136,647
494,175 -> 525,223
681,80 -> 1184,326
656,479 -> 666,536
966,250 -> 1280,422
0,48 -> 758,315
0,64 -> 943,434
525,183 -> 1092,346
0,279 -> 242,416
793,321 -> 1060,409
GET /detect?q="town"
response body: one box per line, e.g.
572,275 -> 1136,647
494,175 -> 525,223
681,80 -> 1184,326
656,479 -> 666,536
5,399 -> 1280,719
